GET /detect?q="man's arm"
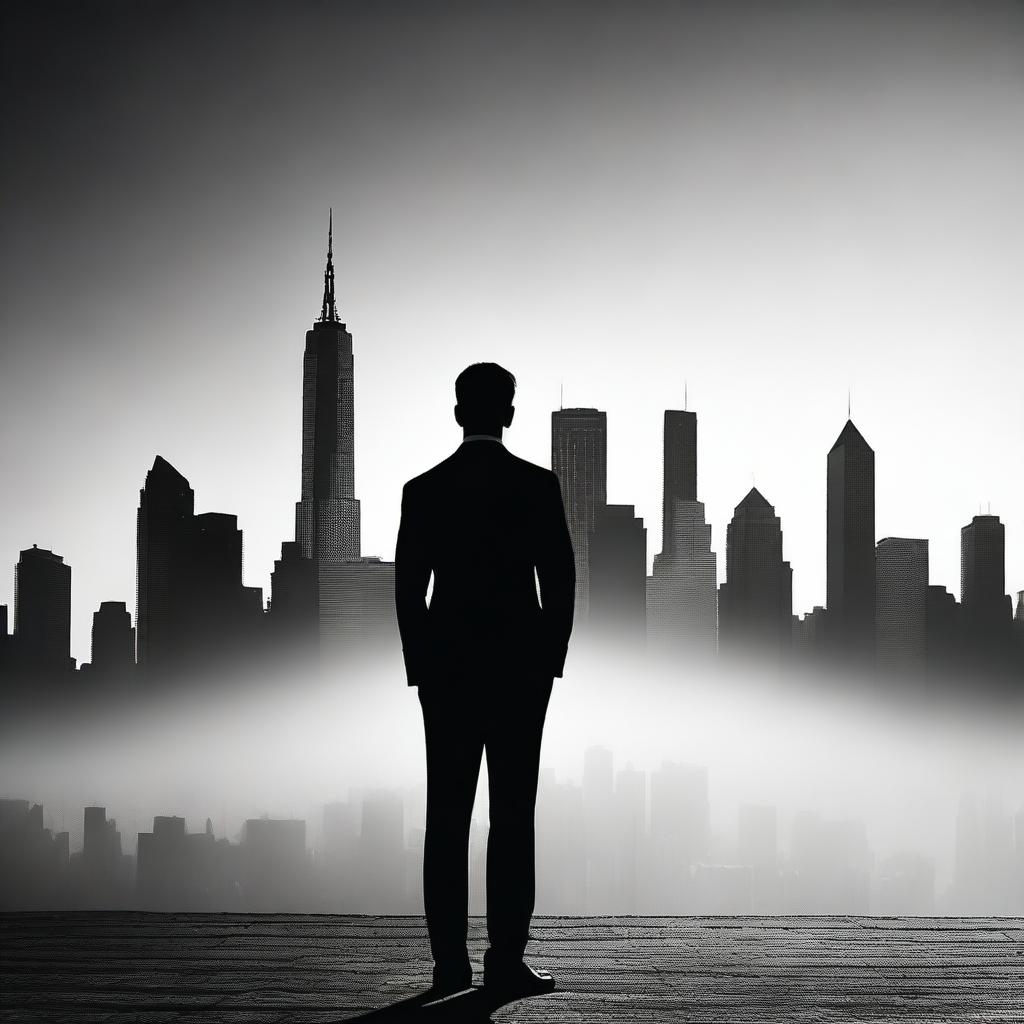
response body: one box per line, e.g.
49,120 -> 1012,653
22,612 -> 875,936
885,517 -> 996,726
535,471 -> 576,677
394,481 -> 432,686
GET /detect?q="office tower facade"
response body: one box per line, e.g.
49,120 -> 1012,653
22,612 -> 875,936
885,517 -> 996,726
718,487 -> 792,661
647,499 -> 717,655
826,419 -> 875,664
90,601 -> 135,677
925,585 -> 961,679
551,407 -> 607,621
137,456 -> 262,674
136,456 -> 195,673
588,504 -> 647,643
875,537 -> 929,679
189,512 -> 264,658
317,556 -> 398,656
792,605 -> 827,660
960,515 -> 1012,661
647,408 -> 716,655
661,410 -> 697,559
14,545 -> 73,674
269,541 -> 319,648
295,214 -> 360,562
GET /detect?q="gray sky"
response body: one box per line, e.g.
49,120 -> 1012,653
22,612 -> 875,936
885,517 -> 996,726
2,0 -> 1022,662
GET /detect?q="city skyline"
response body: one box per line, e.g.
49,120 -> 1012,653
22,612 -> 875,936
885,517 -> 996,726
4,739 -> 1023,917
1,253 -> 1020,668
3,2 -> 1023,662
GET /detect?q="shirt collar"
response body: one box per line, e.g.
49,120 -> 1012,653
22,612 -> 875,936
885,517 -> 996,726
461,434 -> 503,445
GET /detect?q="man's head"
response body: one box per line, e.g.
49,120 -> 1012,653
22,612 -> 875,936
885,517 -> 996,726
454,362 -> 516,437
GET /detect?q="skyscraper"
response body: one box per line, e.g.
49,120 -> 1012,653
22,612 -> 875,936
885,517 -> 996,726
551,407 -> 607,621
295,213 -> 360,562
136,456 -> 195,673
718,487 -> 792,661
960,514 -> 1012,664
826,419 -> 875,665
925,585 -> 961,680
89,601 -> 135,678
588,504 -> 647,643
137,456 -> 261,674
875,537 -> 929,679
13,545 -> 73,674
647,409 -> 716,656
660,410 -> 697,559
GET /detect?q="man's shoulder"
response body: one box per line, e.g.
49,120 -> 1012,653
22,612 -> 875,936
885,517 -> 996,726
401,452 -> 460,496
402,447 -> 556,498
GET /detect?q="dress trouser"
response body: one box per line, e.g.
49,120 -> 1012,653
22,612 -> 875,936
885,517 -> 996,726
418,674 -> 553,969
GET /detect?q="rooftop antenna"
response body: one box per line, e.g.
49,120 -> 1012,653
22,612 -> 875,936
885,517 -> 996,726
684,379 -> 688,411
847,386 -> 851,420
560,380 -> 563,411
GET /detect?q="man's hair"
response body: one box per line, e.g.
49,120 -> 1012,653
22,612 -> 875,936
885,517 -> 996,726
455,362 -> 516,414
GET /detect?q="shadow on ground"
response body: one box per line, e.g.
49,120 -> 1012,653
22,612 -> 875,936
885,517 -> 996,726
343,986 -> 550,1022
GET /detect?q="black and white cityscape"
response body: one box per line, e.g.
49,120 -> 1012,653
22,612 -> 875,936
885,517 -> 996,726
1,221 -> 1021,694
2,1 -> 1023,928
1,222 -> 1022,916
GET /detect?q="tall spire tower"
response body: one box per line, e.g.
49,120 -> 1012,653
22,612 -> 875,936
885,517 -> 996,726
319,209 -> 338,323
295,212 -> 361,562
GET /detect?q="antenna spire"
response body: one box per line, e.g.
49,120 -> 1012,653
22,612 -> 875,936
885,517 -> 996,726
318,208 -> 338,323
847,386 -> 851,420
559,380 -> 563,410
684,379 -> 688,411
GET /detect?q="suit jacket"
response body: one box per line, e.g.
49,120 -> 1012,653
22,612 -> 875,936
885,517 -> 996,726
395,440 -> 576,687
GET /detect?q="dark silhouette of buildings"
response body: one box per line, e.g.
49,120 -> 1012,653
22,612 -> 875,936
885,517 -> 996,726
718,488 -> 792,662
647,409 -> 717,655
0,800 -> 69,910
551,407 -> 607,622
875,538 -> 929,680
926,584 -> 962,681
71,806 -> 131,908
271,217 -> 397,659
792,605 -> 827,661
269,540 -> 318,649
13,545 -> 74,675
0,604 -> 9,673
660,409 -> 697,556
136,457 -> 264,676
295,212 -> 360,563
826,420 -> 875,666
190,512 -> 264,658
588,504 -> 647,643
88,601 -> 135,678
961,514 -> 1013,672
135,456 -> 196,674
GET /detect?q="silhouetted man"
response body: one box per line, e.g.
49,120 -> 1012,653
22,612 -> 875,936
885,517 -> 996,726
395,362 -> 575,999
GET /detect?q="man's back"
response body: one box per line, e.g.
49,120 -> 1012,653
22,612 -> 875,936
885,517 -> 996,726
396,362 -> 574,1000
396,440 -> 575,686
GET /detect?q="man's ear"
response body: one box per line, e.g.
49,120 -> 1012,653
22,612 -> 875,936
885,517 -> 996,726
504,405 -> 515,428
454,404 -> 464,427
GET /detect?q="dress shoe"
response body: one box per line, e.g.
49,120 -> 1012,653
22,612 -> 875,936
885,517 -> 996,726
483,951 -> 555,997
428,961 -> 473,998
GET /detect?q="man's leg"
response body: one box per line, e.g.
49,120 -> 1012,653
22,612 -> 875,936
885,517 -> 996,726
419,684 -> 483,980
483,677 -> 553,963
